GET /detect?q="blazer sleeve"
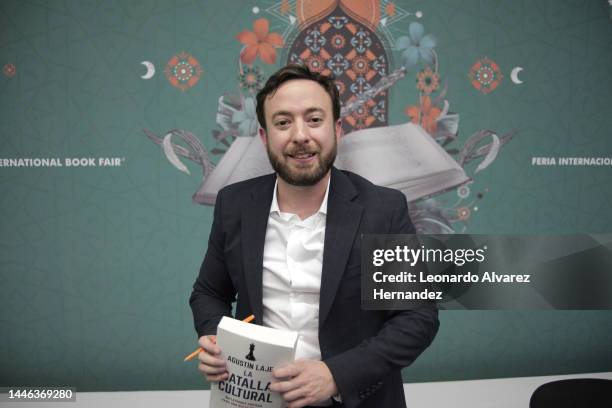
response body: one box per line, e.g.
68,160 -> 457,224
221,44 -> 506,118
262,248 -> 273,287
189,189 -> 236,338
324,193 -> 439,407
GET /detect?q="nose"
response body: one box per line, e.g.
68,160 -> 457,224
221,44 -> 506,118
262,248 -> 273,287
291,119 -> 310,144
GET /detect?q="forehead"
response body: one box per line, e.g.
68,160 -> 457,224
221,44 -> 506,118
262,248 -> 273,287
265,79 -> 333,116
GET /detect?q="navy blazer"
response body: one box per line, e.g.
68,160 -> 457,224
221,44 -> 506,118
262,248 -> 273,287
190,167 -> 439,408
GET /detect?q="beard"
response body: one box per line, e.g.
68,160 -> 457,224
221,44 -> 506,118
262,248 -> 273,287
266,137 -> 337,187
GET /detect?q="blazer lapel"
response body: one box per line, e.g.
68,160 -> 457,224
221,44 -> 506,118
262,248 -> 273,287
241,175 -> 276,325
319,168 -> 363,327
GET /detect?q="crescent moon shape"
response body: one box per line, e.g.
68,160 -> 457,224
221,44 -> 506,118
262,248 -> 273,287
510,66 -> 524,84
141,61 -> 155,79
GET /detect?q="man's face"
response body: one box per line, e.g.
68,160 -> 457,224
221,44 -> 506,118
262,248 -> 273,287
259,79 -> 342,186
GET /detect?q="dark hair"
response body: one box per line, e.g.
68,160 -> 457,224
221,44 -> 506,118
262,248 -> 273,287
255,64 -> 341,130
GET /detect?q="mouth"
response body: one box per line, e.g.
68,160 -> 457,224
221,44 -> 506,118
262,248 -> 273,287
287,152 -> 317,165
288,152 -> 317,160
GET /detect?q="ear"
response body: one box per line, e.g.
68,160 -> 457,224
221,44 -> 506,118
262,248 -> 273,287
335,118 -> 343,141
258,126 -> 268,146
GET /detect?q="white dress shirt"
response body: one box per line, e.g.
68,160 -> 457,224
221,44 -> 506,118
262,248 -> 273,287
261,178 -> 330,362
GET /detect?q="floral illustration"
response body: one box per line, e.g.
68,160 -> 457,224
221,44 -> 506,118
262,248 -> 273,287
469,57 -> 503,94
164,52 -> 203,91
396,22 -> 437,67
237,18 -> 284,65
416,67 -> 439,94
239,66 -> 265,94
405,95 -> 442,134
146,10 -> 516,234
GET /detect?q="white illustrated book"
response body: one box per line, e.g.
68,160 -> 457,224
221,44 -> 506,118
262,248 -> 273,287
194,123 -> 469,204
210,316 -> 298,408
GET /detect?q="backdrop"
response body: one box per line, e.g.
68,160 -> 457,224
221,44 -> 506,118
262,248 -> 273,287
1,0 -> 611,391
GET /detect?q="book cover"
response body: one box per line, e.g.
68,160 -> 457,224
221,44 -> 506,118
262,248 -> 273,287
210,316 -> 298,408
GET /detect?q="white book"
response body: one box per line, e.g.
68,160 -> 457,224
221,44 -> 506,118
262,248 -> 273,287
194,136 -> 273,205
335,122 -> 470,199
193,123 -> 469,204
210,316 -> 298,408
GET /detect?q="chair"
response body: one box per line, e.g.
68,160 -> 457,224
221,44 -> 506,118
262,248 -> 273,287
529,378 -> 612,407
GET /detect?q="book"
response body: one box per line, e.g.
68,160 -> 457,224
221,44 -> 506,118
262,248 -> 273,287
335,122 -> 471,200
210,316 -> 298,408
193,123 -> 470,205
193,136 -> 272,205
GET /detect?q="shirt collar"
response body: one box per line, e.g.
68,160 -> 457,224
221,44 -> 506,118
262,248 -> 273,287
270,176 -> 331,216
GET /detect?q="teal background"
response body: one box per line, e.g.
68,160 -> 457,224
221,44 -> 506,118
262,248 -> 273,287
1,0 -> 611,391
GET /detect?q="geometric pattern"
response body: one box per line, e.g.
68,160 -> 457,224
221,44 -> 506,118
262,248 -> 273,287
288,6 -> 388,134
468,57 -> 503,94
164,52 -> 203,91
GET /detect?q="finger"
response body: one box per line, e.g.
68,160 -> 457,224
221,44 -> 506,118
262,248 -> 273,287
198,336 -> 221,354
269,379 -> 300,394
206,372 -> 229,382
198,361 -> 227,375
198,335 -> 219,351
282,387 -> 308,403
287,397 -> 312,408
198,351 -> 226,367
272,363 -> 300,379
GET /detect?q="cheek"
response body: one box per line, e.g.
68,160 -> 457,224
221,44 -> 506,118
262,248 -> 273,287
313,129 -> 335,149
267,136 -> 288,153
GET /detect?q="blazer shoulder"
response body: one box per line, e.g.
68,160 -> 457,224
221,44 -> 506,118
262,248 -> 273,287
210,174 -> 275,221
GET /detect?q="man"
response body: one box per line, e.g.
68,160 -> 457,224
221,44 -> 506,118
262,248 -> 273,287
190,64 -> 439,408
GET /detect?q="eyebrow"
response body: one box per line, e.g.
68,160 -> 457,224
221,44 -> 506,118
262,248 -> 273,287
271,107 -> 326,119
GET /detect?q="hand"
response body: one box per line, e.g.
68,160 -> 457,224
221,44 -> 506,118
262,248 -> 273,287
197,335 -> 228,382
270,360 -> 338,408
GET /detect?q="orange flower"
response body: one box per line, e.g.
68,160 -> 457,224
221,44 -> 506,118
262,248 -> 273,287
237,19 -> 284,65
405,96 -> 442,135
416,67 -> 440,95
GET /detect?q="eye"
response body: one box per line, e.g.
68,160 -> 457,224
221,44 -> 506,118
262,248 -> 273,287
309,117 -> 323,125
274,119 -> 291,128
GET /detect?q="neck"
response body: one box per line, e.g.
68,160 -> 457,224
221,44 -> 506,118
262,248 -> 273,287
276,172 -> 330,220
